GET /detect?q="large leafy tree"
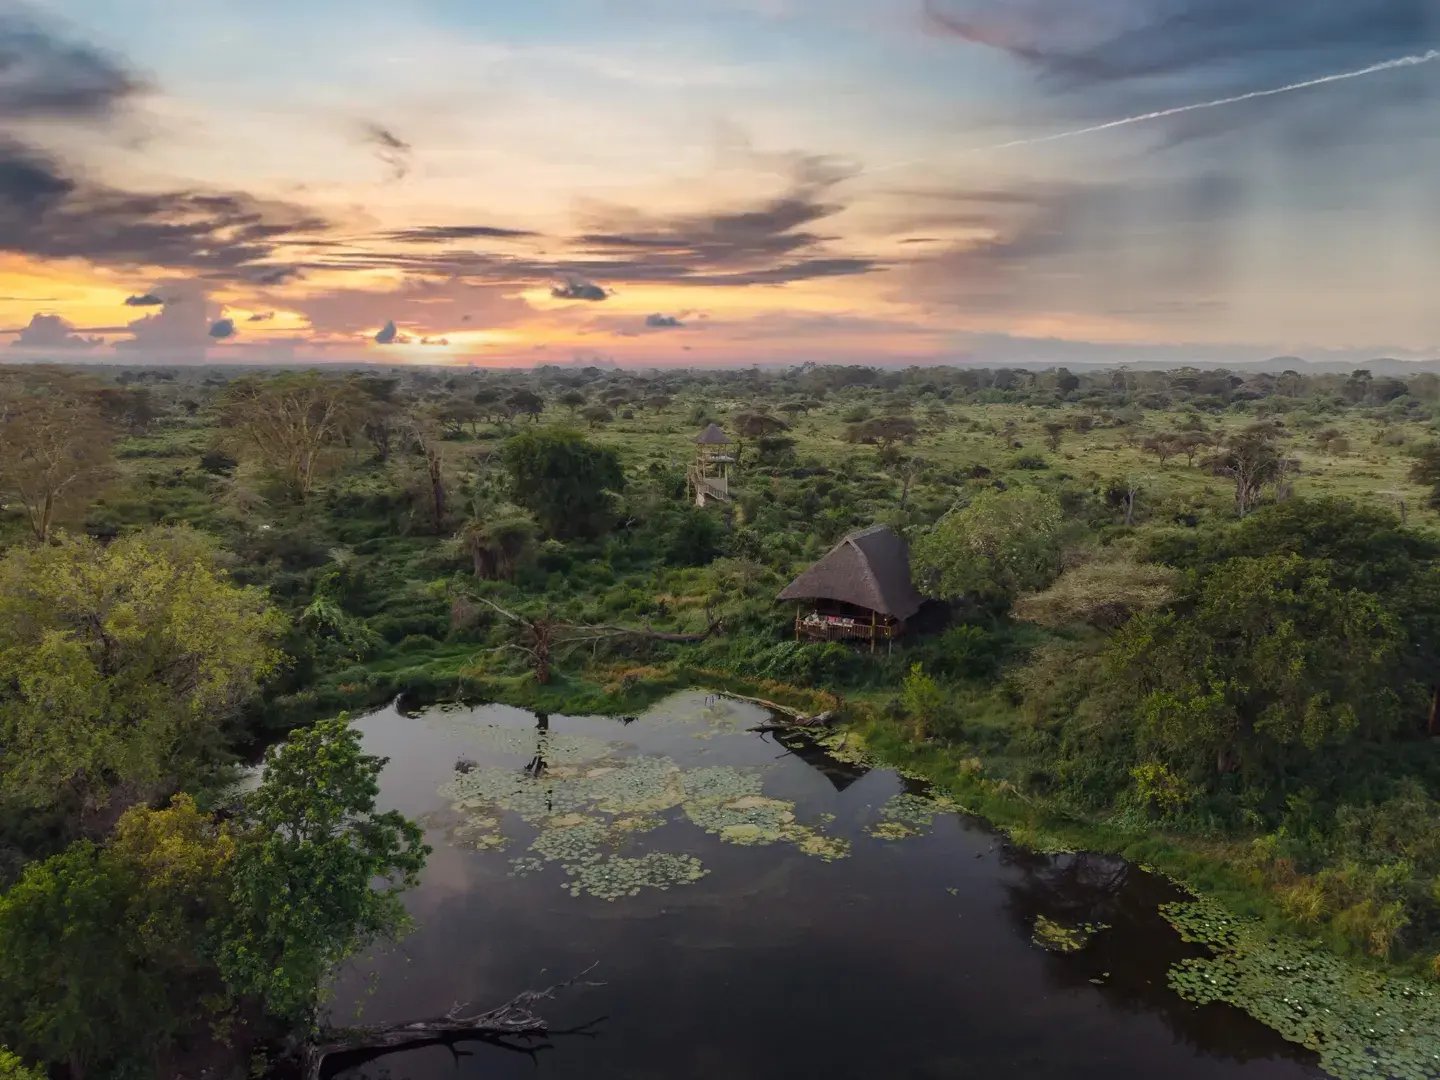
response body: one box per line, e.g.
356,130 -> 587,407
911,487 -> 1063,607
218,719 -> 428,1024
0,528 -> 286,817
1106,553 -> 1405,784
0,797 -> 235,1078
500,428 -> 625,539
0,369 -> 115,542
1150,498 -> 1440,689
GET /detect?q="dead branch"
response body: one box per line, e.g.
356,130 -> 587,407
302,965 -> 602,1080
747,711 -> 838,734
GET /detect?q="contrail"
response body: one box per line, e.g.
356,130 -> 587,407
870,48 -> 1440,172
987,49 -> 1440,151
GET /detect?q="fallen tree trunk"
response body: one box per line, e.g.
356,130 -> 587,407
712,689 -> 810,720
748,711 -> 838,734
587,618 -> 724,643
302,967 -> 600,1080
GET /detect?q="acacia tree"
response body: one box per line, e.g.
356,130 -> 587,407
890,453 -> 928,510
0,371 -> 115,542
217,373 -> 364,501
845,415 -> 918,452
505,389 -> 545,422
0,528 -> 286,819
911,487 -> 1064,608
731,412 -> 788,465
1205,426 -> 1296,516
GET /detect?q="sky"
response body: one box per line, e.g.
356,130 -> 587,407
1,0 -> 1438,368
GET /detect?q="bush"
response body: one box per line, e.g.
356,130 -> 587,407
750,640 -> 855,684
930,624 -> 1004,679
900,663 -> 948,740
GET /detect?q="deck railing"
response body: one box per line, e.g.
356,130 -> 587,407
794,611 -> 898,642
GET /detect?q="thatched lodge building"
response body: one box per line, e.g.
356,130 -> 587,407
777,525 -> 925,651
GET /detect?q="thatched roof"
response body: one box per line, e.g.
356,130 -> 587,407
695,423 -> 731,445
777,525 -> 924,620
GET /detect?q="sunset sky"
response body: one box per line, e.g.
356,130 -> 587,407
2,0 -> 1437,367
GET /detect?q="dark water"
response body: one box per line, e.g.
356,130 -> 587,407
329,692 -> 1323,1080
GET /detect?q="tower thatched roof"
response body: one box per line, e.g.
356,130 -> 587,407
695,423 -> 731,445
777,525 -> 924,620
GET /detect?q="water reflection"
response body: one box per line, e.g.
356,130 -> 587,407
328,693 -> 1324,1080
769,727 -> 871,791
999,849 -> 1320,1071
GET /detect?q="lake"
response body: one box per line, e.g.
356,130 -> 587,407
327,690 -> 1323,1080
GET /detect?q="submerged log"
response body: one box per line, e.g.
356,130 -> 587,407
302,966 -> 600,1080
715,689 -> 823,721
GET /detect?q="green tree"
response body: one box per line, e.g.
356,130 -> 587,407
1408,442 -> 1440,509
911,488 -> 1063,607
666,507 -> 726,566
0,1049 -> 44,1080
900,663 -> 947,740
1204,425 -> 1294,516
505,389 -> 545,421
500,428 -> 625,539
0,528 -> 286,818
0,797 -> 234,1078
1106,554 -> 1404,784
218,719 -> 428,1024
0,369 -> 115,542
217,372 -> 364,501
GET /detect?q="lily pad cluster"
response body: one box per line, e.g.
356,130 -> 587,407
1031,914 -> 1110,953
561,852 -> 709,901
436,726 -> 852,899
1163,898 -> 1440,1080
866,791 -> 961,840
682,774 -> 850,861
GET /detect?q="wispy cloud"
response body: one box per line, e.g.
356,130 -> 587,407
0,4 -> 144,120
0,140 -> 329,278
358,121 -> 412,181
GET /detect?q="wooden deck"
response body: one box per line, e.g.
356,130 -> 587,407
687,466 -> 730,505
794,611 -> 900,647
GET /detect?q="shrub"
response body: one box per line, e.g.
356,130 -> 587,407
900,663 -> 947,740
928,625 -> 1003,680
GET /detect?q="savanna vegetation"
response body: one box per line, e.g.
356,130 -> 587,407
4,357 -> 1440,1075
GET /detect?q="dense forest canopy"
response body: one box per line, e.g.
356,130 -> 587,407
4,358 -> 1440,1074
